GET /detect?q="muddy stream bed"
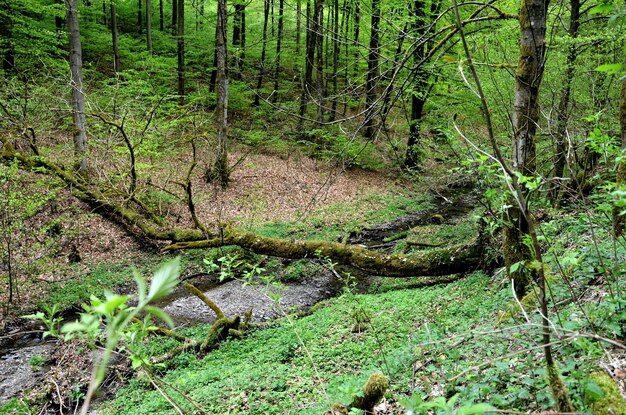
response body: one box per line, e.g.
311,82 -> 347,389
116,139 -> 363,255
0,183 -> 478,408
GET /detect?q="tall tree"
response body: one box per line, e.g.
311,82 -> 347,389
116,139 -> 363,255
172,0 -> 177,35
503,0 -> 548,298
363,0 -> 381,138
272,0 -> 284,102
137,0 -> 142,34
177,0 -> 184,104
146,0 -> 153,53
232,0 -> 246,78
296,0 -> 301,54
210,0 -> 229,187
614,55 -> 626,236
550,0 -> 581,204
159,0 -> 164,31
110,0 -> 120,73
314,0 -> 324,122
253,0 -> 270,106
66,0 -> 88,172
299,0 -> 315,128
0,0 -> 15,71
329,0 -> 339,120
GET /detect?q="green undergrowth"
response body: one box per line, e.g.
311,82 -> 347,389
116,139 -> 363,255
101,273 -> 510,414
254,192 -> 434,241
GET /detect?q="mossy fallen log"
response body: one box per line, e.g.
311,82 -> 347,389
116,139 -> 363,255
163,227 -> 484,277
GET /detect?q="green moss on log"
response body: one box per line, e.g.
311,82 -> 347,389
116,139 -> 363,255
590,371 -> 626,415
351,372 -> 389,411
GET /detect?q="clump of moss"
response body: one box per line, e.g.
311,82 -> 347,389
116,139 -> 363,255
589,371 -> 626,415
351,372 -> 389,412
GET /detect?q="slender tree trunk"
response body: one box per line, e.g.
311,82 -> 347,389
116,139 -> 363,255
66,0 -> 88,172
159,0 -> 164,31
102,0 -> 107,25
405,0 -> 429,168
210,23 -> 218,92
177,0 -> 184,105
211,0 -> 229,188
353,0 -> 360,78
340,0 -> 349,115
172,0 -> 177,35
550,0 -> 580,205
314,0 -> 324,123
270,0 -> 275,37
56,0 -> 65,32
296,0 -> 301,54
232,1 -> 245,79
253,0 -> 270,106
363,0 -> 381,138
329,0 -> 339,120
110,0 -> 120,73
146,0 -> 153,53
272,0 -> 284,102
299,0 -> 314,129
137,0 -> 142,34
614,55 -> 626,236
503,0 -> 549,299
0,0 -> 15,71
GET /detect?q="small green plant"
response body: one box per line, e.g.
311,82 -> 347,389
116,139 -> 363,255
29,355 -> 46,371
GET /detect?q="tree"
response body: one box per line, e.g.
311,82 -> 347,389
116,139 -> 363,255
66,0 -> 88,172
614,58 -> 626,236
209,0 -> 229,188
0,0 -> 15,71
253,0 -> 270,106
110,0 -> 120,73
363,0 -> 381,138
176,0 -> 184,105
146,0 -> 153,53
502,0 -> 549,298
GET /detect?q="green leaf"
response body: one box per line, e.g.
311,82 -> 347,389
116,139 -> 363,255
595,63 -> 623,75
144,305 -> 174,328
458,403 -> 496,415
584,380 -> 605,401
147,257 -> 181,302
134,269 -> 147,303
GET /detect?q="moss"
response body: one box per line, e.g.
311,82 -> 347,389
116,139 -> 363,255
590,371 -> 626,415
351,372 -> 389,411
547,361 -> 574,412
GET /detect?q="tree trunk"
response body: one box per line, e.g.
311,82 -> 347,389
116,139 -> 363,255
210,23 -> 218,92
614,58 -> 626,236
503,0 -> 549,298
296,0 -> 301,54
272,0 -> 284,102
110,0 -> 120,73
550,0 -> 580,205
232,1 -> 245,79
66,0 -> 88,172
137,0 -> 142,34
171,0 -> 177,35
177,0 -> 184,105
363,0 -> 381,139
0,0 -> 15,71
329,0 -> 339,120
353,0 -> 360,79
405,0 -> 429,169
299,0 -> 314,129
253,0 -> 270,106
314,0 -> 324,123
210,0 -> 229,188
146,0 -> 153,53
159,0 -> 164,31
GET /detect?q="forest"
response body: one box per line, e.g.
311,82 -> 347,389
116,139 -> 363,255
0,0 -> 625,413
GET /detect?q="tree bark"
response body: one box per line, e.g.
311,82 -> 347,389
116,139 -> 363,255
159,0 -> 164,31
550,0 -> 580,205
314,0 -> 324,123
110,0 -> 120,73
253,0 -> 270,106
0,0 -> 15,71
177,0 -> 184,105
363,0 -> 381,139
210,0 -> 229,188
66,0 -> 88,172
299,0 -> 314,128
296,0 -> 301,54
503,0 -> 549,297
272,0 -> 284,102
146,0 -> 153,53
137,0 -> 142,34
614,56 -> 626,236
329,0 -> 339,120
171,0 -> 177,35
